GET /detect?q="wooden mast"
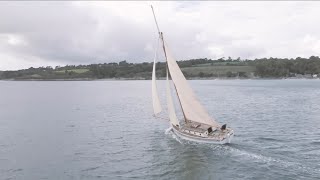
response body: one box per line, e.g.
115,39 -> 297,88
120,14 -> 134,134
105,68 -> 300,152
151,6 -> 187,123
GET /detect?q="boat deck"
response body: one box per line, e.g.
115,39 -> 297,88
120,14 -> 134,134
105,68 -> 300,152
173,123 -> 233,141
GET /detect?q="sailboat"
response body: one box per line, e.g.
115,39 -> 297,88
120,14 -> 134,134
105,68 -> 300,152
151,6 -> 234,144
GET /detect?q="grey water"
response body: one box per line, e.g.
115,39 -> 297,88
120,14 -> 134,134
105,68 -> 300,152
0,80 -> 319,180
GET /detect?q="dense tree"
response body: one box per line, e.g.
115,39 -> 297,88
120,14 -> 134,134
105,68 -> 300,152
1,56 -> 320,80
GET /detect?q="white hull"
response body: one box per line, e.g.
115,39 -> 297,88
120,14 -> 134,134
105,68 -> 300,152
172,125 -> 234,144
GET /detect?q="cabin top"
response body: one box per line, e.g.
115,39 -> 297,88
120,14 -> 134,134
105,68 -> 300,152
183,121 -> 216,133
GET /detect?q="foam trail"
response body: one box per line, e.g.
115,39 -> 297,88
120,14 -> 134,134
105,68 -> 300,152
165,127 -> 172,134
165,127 -> 182,144
224,146 -> 320,175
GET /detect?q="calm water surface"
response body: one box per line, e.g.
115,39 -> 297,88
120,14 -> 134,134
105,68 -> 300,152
0,80 -> 319,180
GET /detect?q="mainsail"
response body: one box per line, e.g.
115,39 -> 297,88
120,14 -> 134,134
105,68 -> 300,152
161,37 -> 220,128
166,69 -> 179,126
151,38 -> 162,115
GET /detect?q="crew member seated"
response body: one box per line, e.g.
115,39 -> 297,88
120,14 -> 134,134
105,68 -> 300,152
221,124 -> 227,131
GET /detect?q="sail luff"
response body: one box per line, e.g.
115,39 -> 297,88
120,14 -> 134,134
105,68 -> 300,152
152,38 -> 162,115
166,69 -> 179,126
160,37 -> 220,127
160,33 -> 186,123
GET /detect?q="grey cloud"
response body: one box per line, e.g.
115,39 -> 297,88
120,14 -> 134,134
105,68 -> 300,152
0,2 -> 99,64
1,1 -> 320,70
0,2 -> 156,66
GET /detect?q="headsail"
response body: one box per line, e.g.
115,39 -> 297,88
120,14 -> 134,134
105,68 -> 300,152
162,38 -> 220,127
166,69 -> 179,126
152,38 -> 162,115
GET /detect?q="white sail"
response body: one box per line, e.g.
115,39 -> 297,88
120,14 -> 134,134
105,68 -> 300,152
162,39 -> 220,127
166,69 -> 179,126
152,38 -> 162,115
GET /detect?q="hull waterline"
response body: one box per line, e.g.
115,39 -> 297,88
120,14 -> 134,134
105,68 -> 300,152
171,125 -> 234,144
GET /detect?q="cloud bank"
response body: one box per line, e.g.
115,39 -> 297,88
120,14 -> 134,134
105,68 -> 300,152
1,1 -> 320,70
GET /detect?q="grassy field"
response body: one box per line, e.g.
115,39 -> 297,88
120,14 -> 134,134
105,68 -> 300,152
54,69 -> 89,74
193,61 -> 246,67
181,65 -> 255,76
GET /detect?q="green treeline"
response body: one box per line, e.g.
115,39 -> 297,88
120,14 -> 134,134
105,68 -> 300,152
254,56 -> 320,78
1,56 -> 320,80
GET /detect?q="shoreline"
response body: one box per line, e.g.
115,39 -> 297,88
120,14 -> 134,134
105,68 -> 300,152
0,77 -> 319,81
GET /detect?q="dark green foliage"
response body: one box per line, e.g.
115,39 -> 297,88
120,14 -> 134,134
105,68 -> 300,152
198,72 -> 205,78
226,71 -> 236,77
254,56 -> 320,77
1,56 -> 320,80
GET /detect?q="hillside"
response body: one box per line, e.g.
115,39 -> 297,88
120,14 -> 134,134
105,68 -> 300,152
0,56 -> 320,80
181,65 -> 255,78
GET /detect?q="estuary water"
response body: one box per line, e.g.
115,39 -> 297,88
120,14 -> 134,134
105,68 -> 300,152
0,79 -> 319,180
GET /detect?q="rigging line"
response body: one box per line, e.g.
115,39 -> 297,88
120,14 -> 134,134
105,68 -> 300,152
153,37 -> 160,63
151,5 -> 161,34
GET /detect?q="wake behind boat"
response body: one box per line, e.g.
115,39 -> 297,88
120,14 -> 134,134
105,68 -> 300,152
151,6 -> 234,144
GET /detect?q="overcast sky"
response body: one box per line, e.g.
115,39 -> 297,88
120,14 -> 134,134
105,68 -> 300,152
1,1 -> 320,70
